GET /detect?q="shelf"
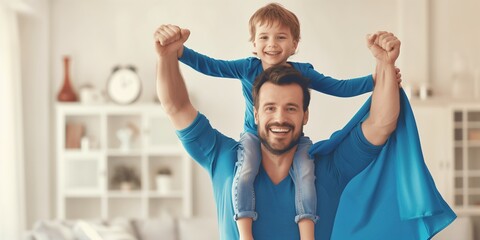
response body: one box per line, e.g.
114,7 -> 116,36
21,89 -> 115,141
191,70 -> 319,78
108,190 -> 143,198
107,149 -> 142,156
57,104 -> 192,219
467,122 -> 480,128
453,207 -> 480,216
148,190 -> 183,198
63,150 -> 103,159
65,189 -> 102,197
466,189 -> 480,195
464,171 -> 480,177
452,107 -> 480,216
468,141 -> 480,147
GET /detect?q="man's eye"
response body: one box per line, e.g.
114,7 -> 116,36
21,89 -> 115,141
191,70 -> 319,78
287,107 -> 297,112
265,107 -> 275,112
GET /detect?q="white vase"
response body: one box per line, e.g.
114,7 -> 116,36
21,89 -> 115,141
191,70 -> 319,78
156,175 -> 171,193
120,181 -> 134,191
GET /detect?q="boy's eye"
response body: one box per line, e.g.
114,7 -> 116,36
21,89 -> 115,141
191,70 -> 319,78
260,36 -> 268,40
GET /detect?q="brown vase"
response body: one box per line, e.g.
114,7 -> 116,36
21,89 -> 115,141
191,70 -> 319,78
57,56 -> 78,102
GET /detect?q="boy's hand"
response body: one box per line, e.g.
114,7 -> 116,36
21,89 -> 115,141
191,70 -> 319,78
154,24 -> 190,58
372,66 -> 402,86
366,31 -> 400,64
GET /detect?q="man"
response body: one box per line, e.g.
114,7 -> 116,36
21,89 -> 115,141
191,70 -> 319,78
153,25 -> 436,240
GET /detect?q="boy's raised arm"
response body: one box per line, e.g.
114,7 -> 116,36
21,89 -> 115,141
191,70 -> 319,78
154,24 -> 197,130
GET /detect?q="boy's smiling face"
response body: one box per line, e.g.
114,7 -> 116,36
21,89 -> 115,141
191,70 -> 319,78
253,21 -> 298,70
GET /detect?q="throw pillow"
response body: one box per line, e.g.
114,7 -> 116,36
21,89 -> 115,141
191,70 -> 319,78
132,217 -> 176,240
31,220 -> 76,240
73,221 -> 137,240
178,218 -> 219,240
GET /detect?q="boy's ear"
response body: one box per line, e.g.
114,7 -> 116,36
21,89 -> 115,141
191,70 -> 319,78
292,40 -> 299,54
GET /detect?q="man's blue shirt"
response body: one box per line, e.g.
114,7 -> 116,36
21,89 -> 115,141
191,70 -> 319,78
176,112 -> 383,240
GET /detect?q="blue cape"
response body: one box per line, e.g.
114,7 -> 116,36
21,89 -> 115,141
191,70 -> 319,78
309,90 -> 456,240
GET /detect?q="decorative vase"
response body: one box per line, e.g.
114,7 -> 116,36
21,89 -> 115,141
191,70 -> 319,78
120,181 -> 134,191
57,56 -> 78,102
156,175 -> 172,194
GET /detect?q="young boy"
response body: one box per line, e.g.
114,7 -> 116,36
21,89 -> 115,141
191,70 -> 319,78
159,3 -> 390,240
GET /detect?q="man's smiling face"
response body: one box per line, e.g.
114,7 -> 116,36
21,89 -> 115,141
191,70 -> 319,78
254,81 -> 308,155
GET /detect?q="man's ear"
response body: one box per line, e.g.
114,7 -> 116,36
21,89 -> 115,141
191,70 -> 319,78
303,109 -> 309,125
254,107 -> 259,125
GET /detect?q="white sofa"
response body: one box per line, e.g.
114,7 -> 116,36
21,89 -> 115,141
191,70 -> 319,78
24,217 -> 219,240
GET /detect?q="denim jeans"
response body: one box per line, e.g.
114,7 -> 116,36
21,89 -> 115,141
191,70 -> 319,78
232,132 -> 318,223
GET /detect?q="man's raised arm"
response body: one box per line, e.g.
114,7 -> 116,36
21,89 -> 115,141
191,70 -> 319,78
361,31 -> 401,145
154,24 -> 197,130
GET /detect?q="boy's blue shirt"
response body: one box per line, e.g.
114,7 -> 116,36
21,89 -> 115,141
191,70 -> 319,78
179,46 -> 374,134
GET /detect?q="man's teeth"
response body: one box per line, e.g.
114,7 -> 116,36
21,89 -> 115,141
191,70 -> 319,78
270,127 -> 289,133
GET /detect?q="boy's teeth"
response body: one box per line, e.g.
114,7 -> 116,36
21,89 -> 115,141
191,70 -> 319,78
266,51 -> 280,55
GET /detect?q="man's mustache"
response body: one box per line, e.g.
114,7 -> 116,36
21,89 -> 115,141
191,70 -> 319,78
266,122 -> 294,130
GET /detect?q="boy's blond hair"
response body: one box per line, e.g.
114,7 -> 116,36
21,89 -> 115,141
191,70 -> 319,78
248,3 -> 301,42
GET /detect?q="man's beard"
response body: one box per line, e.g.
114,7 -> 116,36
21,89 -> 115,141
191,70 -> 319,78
258,123 -> 302,155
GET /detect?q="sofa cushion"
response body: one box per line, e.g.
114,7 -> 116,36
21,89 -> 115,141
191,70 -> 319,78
73,220 -> 137,240
132,218 -> 176,240
31,220 -> 76,240
177,218 -> 219,240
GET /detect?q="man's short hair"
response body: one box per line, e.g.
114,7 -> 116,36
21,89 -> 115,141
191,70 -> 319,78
253,65 -> 311,111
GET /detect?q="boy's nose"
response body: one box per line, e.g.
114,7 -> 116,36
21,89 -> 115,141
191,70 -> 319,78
267,39 -> 277,48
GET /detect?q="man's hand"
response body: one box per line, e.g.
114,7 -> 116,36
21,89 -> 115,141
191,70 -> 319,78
154,24 -> 190,58
154,24 -> 196,130
367,31 -> 400,64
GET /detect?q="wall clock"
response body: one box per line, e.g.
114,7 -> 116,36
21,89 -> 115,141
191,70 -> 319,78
106,65 -> 142,104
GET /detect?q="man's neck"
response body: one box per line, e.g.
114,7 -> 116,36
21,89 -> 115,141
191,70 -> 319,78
261,146 -> 296,185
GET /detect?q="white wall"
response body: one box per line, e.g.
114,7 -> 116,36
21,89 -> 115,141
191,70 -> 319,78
19,0 -> 51,230
430,0 -> 480,97
26,0 -> 474,229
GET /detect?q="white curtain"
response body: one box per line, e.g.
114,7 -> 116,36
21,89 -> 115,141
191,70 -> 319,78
0,0 -> 28,239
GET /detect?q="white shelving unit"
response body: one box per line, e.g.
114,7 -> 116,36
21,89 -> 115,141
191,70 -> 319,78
452,105 -> 480,215
56,103 -> 192,220
412,99 -> 480,216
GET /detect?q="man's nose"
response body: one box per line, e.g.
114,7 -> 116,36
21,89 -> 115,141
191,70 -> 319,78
273,108 -> 287,121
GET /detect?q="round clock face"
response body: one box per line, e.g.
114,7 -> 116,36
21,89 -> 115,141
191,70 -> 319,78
107,68 -> 142,104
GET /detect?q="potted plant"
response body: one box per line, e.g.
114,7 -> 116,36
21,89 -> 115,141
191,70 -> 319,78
156,167 -> 172,193
111,165 -> 140,191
